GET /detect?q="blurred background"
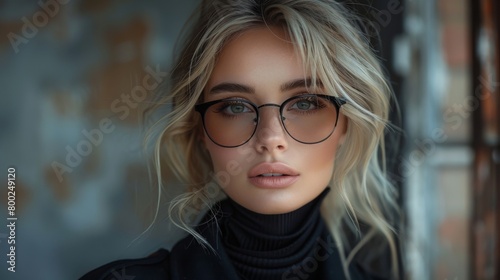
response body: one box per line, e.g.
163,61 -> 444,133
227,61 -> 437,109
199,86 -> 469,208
0,0 -> 498,279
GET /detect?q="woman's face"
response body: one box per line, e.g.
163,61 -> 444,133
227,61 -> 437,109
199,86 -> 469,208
202,26 -> 347,214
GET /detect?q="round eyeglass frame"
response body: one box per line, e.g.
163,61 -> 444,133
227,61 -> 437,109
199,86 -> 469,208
194,94 -> 347,148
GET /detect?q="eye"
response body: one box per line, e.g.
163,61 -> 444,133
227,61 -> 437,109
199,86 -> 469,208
215,100 -> 254,115
227,103 -> 247,114
289,96 -> 320,111
293,100 -> 314,110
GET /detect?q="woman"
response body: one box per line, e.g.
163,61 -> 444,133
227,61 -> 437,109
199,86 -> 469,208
81,0 -> 401,279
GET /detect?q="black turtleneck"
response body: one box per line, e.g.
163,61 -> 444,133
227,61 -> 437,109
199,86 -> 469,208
219,188 -> 330,280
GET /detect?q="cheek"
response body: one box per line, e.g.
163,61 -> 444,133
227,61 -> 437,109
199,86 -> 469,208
206,144 -> 228,169
294,136 -> 341,179
205,143 -> 246,179
307,146 -> 336,171
309,137 -> 340,162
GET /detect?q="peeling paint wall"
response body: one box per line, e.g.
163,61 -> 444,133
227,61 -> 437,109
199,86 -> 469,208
0,1 -> 200,279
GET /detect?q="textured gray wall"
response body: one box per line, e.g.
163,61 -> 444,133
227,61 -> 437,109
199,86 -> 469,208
0,1 -> 200,279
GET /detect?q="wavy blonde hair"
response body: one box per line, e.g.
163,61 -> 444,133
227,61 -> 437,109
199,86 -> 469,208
143,0 -> 401,279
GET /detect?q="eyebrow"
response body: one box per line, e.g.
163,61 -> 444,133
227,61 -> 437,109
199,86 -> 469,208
280,78 -> 323,92
208,83 -> 254,95
208,78 -> 322,95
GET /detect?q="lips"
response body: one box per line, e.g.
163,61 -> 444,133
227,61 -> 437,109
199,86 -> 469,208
248,162 -> 300,188
259,173 -> 285,177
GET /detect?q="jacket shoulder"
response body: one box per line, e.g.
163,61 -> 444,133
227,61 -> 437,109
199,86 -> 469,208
79,249 -> 170,280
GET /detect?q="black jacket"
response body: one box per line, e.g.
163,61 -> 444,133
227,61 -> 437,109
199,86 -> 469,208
80,198 -> 391,280
80,232 -> 383,280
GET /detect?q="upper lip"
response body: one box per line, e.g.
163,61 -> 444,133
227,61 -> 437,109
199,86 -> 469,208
248,162 -> 300,178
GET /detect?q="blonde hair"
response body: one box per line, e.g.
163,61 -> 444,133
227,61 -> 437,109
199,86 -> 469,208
143,0 -> 401,279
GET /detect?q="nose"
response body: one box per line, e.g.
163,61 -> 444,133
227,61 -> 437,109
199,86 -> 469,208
254,104 -> 288,153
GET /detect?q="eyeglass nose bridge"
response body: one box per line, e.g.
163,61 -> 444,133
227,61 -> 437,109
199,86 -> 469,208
256,103 -> 286,122
257,103 -> 281,109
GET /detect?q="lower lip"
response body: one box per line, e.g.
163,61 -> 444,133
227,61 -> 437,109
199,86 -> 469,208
248,175 -> 299,188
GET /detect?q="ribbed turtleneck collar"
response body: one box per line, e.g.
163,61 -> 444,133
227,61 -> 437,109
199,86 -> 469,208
218,188 -> 330,280
226,190 -> 322,236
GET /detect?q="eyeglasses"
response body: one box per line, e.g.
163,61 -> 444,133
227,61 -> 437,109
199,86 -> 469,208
194,94 -> 347,148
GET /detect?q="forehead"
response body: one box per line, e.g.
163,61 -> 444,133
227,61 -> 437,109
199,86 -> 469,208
205,26 -> 309,94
